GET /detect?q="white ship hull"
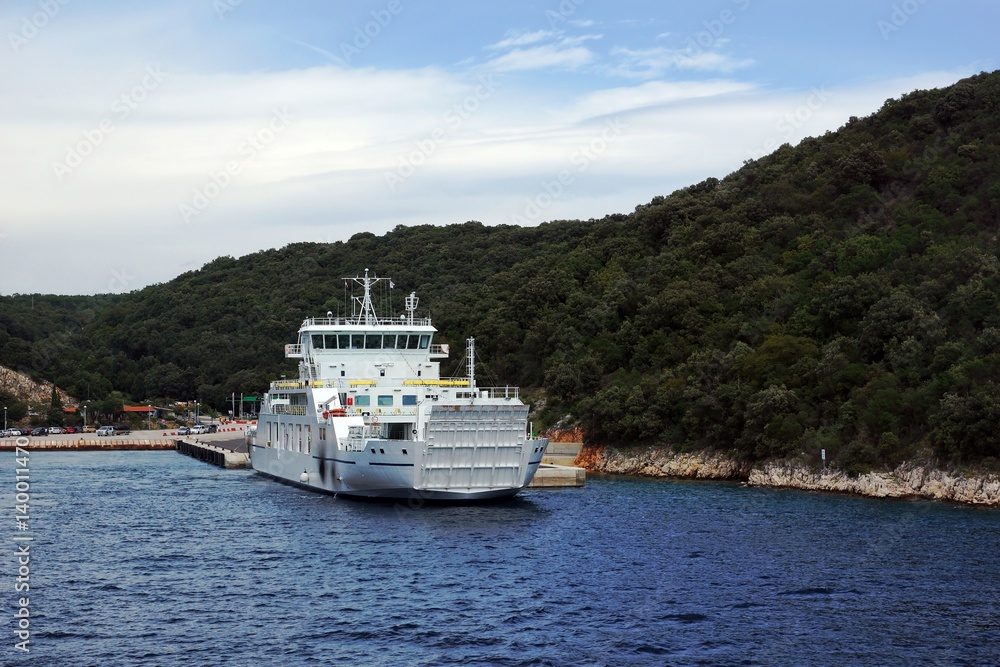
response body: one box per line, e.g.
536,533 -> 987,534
250,402 -> 548,502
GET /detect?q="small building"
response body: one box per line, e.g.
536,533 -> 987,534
123,405 -> 161,418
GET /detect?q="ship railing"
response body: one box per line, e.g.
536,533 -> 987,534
268,377 -> 478,390
265,378 -> 520,399
269,405 -> 307,416
301,316 -> 434,327
476,386 -> 520,400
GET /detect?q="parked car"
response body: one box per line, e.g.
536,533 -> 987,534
7,428 -> 24,437
31,427 -> 48,436
63,426 -> 78,434
112,425 -> 131,435
47,426 -> 63,435
207,424 -> 218,433
96,426 -> 115,436
190,424 -> 209,434
177,426 -> 191,436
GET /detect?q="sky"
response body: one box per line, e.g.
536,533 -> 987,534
0,0 -> 996,295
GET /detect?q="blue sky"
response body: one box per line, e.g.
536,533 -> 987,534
0,0 -> 995,294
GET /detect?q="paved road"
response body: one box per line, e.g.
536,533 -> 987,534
1,428 -> 249,444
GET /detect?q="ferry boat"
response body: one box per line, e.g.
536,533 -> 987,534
249,270 -> 549,501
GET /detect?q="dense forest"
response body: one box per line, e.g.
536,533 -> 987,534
3,71 -> 999,473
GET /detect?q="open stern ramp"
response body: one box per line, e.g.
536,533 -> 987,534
420,403 -> 529,491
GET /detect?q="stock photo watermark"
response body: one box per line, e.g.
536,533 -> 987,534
747,86 -> 831,161
680,0 -> 752,62
511,117 -> 626,225
178,107 -> 293,223
108,266 -> 136,293
545,0 -> 586,29
339,0 -> 404,63
383,73 -> 501,192
52,64 -> 168,183
7,0 -> 71,53
213,0 -> 242,21
12,441 -> 33,653
877,0 -> 930,40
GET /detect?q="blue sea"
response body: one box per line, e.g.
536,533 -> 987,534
3,450 -> 999,666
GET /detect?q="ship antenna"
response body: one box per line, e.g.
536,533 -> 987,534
467,337 -> 475,389
343,268 -> 384,326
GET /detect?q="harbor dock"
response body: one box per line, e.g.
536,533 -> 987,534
528,442 -> 586,488
0,438 -> 174,451
175,436 -> 249,468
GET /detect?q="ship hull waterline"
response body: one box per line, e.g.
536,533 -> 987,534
249,440 -> 547,503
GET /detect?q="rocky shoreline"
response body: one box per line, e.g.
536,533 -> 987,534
576,444 -> 1000,506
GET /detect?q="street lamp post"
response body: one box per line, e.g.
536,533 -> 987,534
3,406 -> 7,432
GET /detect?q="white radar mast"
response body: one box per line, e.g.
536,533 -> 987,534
405,292 -> 418,326
345,268 -> 386,326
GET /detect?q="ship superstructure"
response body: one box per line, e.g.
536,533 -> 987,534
249,269 -> 548,501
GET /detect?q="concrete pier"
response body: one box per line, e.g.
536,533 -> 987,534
0,439 -> 174,451
529,442 -> 586,488
528,463 -> 586,488
175,437 -> 249,468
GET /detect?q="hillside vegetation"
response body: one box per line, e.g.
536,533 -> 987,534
3,71 -> 999,473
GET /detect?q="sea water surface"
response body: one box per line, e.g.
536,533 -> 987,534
4,450 -> 999,666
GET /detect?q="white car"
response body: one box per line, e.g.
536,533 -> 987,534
190,424 -> 209,434
48,427 -> 63,434
96,426 -> 115,436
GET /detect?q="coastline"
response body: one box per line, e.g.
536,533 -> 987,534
576,444 -> 1000,506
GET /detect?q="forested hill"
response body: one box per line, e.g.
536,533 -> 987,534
3,70 -> 1000,472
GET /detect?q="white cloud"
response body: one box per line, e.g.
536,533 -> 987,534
487,29 -> 556,50
570,80 -> 757,121
609,46 -> 755,79
486,44 -> 595,72
559,33 -> 603,47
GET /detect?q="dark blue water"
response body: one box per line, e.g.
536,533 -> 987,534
4,451 -> 999,666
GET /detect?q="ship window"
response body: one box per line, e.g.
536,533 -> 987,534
402,449 -> 408,455
378,395 -> 393,406
396,335 -> 408,349
382,334 -> 396,348
311,334 -> 324,349
402,395 -> 417,406
339,334 -> 350,349
379,448 -> 385,454
419,335 -> 430,349
325,334 -> 338,349
365,334 -> 382,349
379,369 -> 385,377
407,334 -> 420,349
371,448 -> 376,454
341,370 -> 345,377
354,395 -> 370,406
351,334 -> 365,349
